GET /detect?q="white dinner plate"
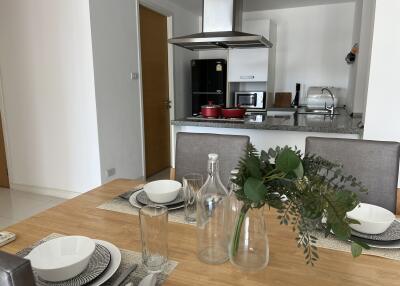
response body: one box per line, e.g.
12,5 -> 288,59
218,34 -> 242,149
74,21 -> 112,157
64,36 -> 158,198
129,190 -> 184,211
362,239 -> 400,249
88,239 -> 122,286
329,230 -> 400,249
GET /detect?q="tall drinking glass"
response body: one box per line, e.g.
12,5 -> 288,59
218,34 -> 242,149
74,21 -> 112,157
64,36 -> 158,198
183,173 -> 204,223
139,205 -> 168,273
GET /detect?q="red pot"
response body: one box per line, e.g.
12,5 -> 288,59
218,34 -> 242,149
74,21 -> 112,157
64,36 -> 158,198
221,107 -> 247,118
201,101 -> 222,118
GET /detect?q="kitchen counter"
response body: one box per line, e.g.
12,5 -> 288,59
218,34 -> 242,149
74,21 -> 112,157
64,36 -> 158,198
171,108 -> 362,135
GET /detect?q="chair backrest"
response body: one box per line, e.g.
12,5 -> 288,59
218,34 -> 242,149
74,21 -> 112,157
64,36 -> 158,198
175,132 -> 250,186
0,251 -> 36,286
305,137 -> 400,213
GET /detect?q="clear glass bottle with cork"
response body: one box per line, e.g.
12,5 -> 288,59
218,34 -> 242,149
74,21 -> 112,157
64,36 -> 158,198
196,153 -> 229,264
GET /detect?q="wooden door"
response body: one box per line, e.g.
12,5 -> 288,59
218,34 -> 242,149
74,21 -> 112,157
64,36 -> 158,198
139,5 -> 171,177
0,113 -> 9,188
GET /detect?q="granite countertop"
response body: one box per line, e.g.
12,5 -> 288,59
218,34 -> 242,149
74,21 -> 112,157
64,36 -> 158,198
171,108 -> 363,135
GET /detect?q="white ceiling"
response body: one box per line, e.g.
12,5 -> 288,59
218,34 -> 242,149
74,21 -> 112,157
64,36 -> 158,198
168,0 -> 355,15
167,0 -> 202,14
244,0 -> 355,11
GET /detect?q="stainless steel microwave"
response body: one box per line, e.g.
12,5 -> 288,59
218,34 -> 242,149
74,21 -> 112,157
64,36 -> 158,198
234,91 -> 266,111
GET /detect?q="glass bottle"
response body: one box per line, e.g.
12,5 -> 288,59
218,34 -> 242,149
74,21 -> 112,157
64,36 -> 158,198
196,153 -> 229,264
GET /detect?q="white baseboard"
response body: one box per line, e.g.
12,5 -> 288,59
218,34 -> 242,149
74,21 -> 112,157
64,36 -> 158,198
10,183 -> 81,199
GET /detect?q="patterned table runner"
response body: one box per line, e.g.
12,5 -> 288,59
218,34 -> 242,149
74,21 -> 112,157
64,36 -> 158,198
313,231 -> 400,261
17,233 -> 178,286
97,187 -> 189,225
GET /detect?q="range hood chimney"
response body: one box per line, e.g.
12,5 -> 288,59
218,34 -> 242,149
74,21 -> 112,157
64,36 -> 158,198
168,0 -> 273,50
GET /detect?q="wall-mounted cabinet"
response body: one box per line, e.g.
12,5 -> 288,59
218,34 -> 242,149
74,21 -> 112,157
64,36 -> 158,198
228,19 -> 274,83
228,48 -> 269,82
227,18 -> 277,107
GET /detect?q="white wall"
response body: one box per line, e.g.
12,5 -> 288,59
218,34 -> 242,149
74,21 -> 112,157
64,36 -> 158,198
90,0 -> 200,181
356,0 -> 375,117
363,0 -> 400,142
141,0 -> 200,118
89,0 -> 145,182
363,0 -> 400,186
346,0 -> 375,115
0,0 -> 101,194
243,3 -> 355,106
199,50 -> 228,60
346,0 -> 362,113
0,0 -> 198,195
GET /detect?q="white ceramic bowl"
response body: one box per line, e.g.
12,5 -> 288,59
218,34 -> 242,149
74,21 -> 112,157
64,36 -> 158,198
347,203 -> 395,234
26,236 -> 96,282
143,180 -> 182,204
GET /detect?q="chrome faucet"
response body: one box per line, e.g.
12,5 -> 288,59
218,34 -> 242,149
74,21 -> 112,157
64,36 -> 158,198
321,87 -> 335,116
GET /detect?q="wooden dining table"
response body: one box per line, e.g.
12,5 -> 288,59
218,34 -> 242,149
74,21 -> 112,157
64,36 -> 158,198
1,179 -> 400,286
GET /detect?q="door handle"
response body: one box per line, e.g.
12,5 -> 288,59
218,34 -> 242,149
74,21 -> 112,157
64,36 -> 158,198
240,75 -> 255,80
163,100 -> 172,109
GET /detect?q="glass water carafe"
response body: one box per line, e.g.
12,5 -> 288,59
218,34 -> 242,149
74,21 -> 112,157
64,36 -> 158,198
196,154 -> 229,264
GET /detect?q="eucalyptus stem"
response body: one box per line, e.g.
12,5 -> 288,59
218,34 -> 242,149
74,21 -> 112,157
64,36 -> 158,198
233,143 -> 367,264
230,204 -> 250,257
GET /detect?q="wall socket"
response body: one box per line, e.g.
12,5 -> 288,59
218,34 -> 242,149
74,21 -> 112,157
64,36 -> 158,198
106,168 -> 116,177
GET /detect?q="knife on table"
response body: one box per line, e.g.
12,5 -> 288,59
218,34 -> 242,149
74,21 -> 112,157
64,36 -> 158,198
118,187 -> 143,200
111,264 -> 138,286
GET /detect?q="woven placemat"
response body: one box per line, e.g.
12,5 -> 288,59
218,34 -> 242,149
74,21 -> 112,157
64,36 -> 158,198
313,231 -> 400,261
17,233 -> 178,286
97,188 -> 190,225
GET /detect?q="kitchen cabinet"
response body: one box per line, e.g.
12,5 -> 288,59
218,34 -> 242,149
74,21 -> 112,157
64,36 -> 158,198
228,49 -> 269,82
228,19 -> 276,83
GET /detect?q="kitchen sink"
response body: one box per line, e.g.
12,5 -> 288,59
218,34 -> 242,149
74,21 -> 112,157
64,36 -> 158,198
297,108 -> 340,116
265,108 -> 296,117
267,111 -> 296,116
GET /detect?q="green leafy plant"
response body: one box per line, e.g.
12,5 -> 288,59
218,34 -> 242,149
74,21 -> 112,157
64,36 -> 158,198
231,144 -> 369,265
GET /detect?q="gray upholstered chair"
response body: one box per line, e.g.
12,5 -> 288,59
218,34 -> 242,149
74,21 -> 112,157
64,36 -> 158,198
305,137 -> 400,213
0,251 -> 35,286
175,132 -> 250,186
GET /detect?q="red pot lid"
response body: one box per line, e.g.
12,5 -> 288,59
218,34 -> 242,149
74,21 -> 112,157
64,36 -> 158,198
202,101 -> 221,109
222,107 -> 245,111
223,105 -> 246,110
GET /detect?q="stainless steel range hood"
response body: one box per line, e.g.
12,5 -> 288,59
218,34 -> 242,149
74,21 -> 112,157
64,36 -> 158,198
168,0 -> 273,51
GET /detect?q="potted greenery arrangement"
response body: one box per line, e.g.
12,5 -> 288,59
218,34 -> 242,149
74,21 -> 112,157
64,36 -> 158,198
229,144 -> 369,270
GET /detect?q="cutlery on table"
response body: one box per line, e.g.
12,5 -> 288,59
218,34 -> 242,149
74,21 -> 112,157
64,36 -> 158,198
119,189 -> 142,200
124,274 -> 157,286
111,264 -> 138,286
138,274 -> 157,286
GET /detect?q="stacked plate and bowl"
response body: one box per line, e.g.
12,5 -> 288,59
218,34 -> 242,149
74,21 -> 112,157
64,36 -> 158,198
347,203 -> 400,248
129,180 -> 184,210
25,235 -> 122,286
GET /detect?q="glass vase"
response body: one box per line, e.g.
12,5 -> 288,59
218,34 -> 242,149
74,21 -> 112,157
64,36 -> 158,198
229,204 -> 269,272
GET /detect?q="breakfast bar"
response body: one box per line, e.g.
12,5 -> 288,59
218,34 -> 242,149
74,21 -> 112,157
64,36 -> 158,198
172,109 -> 362,135
171,109 -> 363,164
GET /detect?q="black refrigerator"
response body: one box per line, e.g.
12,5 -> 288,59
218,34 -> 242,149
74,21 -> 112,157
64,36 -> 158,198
191,59 -> 227,116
